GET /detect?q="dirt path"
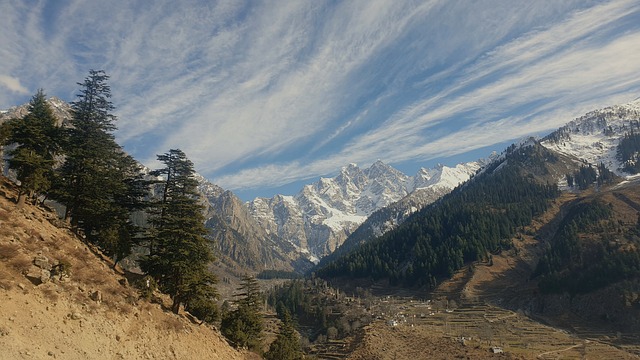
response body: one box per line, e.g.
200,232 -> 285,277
536,341 -> 586,359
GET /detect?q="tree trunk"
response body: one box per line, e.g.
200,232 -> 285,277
16,190 -> 25,207
171,299 -> 181,314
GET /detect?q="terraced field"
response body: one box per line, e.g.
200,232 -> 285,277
360,297 -> 639,359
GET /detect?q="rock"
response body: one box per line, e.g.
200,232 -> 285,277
90,290 -> 102,303
118,278 -> 128,287
70,312 -> 82,320
0,327 -> 9,336
17,283 -> 26,290
25,266 -> 51,285
33,255 -> 52,271
116,334 -> 121,341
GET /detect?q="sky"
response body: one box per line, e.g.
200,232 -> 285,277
2,0 -> 640,200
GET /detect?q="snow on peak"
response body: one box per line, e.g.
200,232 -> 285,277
541,99 -> 640,175
194,172 -> 224,198
248,158 -> 483,258
412,162 -> 481,191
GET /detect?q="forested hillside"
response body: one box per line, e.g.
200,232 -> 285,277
316,142 -> 561,287
534,195 -> 640,295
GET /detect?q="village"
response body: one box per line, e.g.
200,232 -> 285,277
298,279 -> 640,359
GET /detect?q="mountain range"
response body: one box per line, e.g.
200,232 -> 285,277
315,98 -> 640,334
3,97 -> 640,278
247,160 -> 485,262
1,99 -> 485,274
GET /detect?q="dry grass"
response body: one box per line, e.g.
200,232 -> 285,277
0,226 -> 14,238
68,245 -> 92,263
72,261 -> 109,286
0,208 -> 11,221
25,227 -> 40,238
0,242 -> 21,260
160,316 -> 185,333
8,254 -> 32,272
0,268 -> 14,290
22,235 -> 43,252
48,238 -> 62,251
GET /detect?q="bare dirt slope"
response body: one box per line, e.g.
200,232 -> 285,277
0,177 -> 253,360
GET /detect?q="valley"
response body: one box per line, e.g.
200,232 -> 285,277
3,92 -> 640,359
310,175 -> 640,359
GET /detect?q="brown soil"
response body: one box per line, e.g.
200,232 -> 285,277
0,177 -> 254,360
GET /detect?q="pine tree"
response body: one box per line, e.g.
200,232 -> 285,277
52,70 -> 145,266
264,310 -> 304,360
2,89 -> 60,205
236,274 -> 263,311
140,149 -> 217,315
221,275 -> 264,350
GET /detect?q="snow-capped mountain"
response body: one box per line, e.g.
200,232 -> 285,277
248,160 -> 485,260
0,96 -> 72,127
541,99 -> 640,175
194,174 -> 314,272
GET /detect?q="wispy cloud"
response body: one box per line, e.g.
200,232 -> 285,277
0,75 -> 29,94
213,0 -> 640,190
2,0 -> 640,197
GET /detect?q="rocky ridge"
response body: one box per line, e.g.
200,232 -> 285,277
249,160 -> 485,260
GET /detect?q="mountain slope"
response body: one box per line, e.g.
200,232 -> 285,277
316,141 -> 565,286
2,98 -> 309,275
197,175 -> 311,273
249,160 -> 483,260
317,99 -> 640,336
541,99 -> 640,175
0,176 -> 250,360
317,96 -> 640,287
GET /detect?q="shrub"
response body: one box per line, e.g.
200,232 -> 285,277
51,259 -> 72,280
134,275 -> 157,301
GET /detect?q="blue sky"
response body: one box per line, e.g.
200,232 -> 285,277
2,0 -> 640,200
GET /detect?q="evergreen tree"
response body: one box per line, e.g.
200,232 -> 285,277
52,70 -> 145,266
2,89 -> 60,205
140,149 -> 217,315
221,275 -> 264,350
264,310 -> 304,360
236,274 -> 263,311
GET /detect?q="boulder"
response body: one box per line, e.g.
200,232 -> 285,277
33,255 -> 52,271
25,266 -> 51,285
